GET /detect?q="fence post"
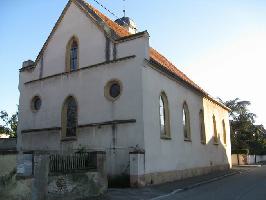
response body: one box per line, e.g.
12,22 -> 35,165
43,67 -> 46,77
32,152 -> 49,200
96,151 -> 107,177
129,151 -> 145,187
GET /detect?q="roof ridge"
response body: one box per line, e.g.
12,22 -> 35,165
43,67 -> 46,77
76,0 -> 130,37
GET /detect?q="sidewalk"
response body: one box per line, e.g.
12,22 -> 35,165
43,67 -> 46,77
97,168 -> 245,200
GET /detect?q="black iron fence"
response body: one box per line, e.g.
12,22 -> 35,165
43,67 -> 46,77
49,152 -> 97,174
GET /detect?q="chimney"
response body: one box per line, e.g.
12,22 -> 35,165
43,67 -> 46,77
115,17 -> 137,34
22,60 -> 34,69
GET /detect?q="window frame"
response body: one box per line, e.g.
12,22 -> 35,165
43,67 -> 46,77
212,115 -> 219,145
31,95 -> 42,112
159,92 -> 171,139
104,79 -> 122,101
183,101 -> 191,141
222,119 -> 227,145
199,109 -> 206,144
66,36 -> 79,72
61,96 -> 78,141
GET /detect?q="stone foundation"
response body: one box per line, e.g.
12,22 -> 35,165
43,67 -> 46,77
48,172 -> 107,200
131,164 -> 230,187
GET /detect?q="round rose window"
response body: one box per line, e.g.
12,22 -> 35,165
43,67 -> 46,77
105,80 -> 122,101
31,96 -> 42,111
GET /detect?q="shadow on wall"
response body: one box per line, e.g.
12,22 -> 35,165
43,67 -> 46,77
204,135 -> 230,170
128,134 -> 230,188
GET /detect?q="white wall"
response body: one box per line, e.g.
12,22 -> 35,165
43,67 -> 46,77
203,98 -> 232,166
142,64 -> 231,174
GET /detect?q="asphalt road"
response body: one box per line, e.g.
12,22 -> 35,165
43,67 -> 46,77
158,166 -> 266,200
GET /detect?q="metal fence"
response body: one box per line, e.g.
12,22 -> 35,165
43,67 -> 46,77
49,152 -> 97,174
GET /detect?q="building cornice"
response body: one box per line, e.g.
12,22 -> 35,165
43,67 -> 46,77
115,31 -> 149,43
24,55 -> 135,85
21,119 -> 136,134
146,59 -> 230,111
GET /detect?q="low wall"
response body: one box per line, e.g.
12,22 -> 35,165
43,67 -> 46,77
231,154 -> 247,165
256,155 -> 266,163
15,151 -> 107,200
48,172 -> 107,200
0,153 -> 16,177
0,138 -> 16,151
0,138 -> 17,178
231,154 -> 266,165
0,139 -> 17,191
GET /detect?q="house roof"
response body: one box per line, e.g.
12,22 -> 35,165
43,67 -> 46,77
27,0 -> 229,111
78,0 -> 206,92
78,1 -> 224,101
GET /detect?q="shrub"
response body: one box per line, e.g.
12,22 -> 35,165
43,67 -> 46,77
231,149 -> 249,155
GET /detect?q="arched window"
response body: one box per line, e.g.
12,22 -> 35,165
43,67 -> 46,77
222,119 -> 227,144
70,40 -> 78,70
213,115 -> 218,144
159,92 -> 170,138
66,37 -> 79,72
199,109 -> 206,144
183,102 -> 191,140
62,96 -> 78,138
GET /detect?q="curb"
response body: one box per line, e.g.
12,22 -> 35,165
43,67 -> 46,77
233,164 -> 261,167
149,171 -> 239,200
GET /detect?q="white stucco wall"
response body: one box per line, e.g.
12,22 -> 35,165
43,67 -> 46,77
142,64 -> 231,174
203,98 -> 231,166
41,3 -> 106,79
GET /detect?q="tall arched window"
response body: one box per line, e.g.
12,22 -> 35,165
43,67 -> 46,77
222,119 -> 227,144
159,92 -> 170,138
70,40 -> 78,70
199,109 -> 206,144
213,115 -> 218,144
66,36 -> 79,72
62,96 -> 78,138
183,102 -> 191,140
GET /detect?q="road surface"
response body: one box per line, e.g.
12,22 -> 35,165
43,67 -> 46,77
159,166 -> 266,200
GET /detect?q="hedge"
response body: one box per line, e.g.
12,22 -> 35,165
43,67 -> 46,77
231,149 -> 249,155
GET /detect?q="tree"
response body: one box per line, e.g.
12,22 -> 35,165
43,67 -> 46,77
219,98 -> 266,155
0,110 -> 18,138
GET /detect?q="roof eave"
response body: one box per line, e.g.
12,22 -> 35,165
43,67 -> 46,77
147,58 -> 231,112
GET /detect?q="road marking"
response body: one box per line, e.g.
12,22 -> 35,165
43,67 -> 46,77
149,172 -> 240,200
149,188 -> 183,200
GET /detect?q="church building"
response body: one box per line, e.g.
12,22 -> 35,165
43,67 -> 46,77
17,0 -> 231,186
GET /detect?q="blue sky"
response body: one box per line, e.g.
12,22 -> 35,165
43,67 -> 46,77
1,0 -> 266,126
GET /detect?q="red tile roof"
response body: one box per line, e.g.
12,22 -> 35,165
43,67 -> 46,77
149,48 -> 206,93
81,0 -> 129,37
80,0 -> 206,94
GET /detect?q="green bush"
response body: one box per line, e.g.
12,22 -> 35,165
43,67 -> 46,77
231,149 -> 249,155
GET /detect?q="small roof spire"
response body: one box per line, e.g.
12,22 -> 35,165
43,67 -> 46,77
123,0 -> 126,17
